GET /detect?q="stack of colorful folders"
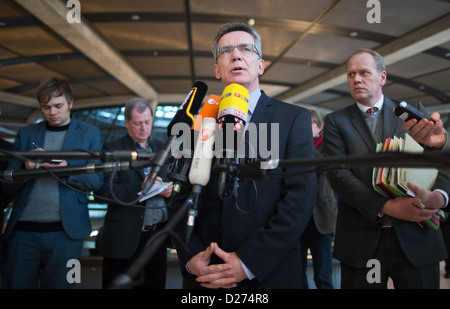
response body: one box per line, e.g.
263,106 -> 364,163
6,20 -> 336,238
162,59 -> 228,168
372,133 -> 443,230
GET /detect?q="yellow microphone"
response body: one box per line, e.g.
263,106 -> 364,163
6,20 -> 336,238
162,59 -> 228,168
217,83 -> 249,133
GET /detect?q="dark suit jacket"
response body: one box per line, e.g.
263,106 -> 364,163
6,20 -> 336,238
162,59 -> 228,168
174,91 -> 317,288
3,118 -> 104,241
322,98 -> 450,268
97,134 -> 167,259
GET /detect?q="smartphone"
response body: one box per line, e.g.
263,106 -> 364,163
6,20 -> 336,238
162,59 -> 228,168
393,101 -> 430,121
46,159 -> 63,164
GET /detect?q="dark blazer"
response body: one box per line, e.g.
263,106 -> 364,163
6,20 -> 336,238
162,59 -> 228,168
322,97 -> 450,268
97,134 -> 166,259
175,91 -> 317,288
2,118 -> 104,241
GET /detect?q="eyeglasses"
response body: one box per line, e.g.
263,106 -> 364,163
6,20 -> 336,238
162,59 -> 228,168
217,43 -> 260,59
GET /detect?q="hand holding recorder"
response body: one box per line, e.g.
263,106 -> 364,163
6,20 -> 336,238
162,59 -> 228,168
394,101 -> 447,149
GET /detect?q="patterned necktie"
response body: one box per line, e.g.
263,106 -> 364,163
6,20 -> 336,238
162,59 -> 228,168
366,107 -> 379,115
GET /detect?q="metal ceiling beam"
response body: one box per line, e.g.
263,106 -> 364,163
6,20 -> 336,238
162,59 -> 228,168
184,0 -> 196,84
14,0 -> 158,103
388,74 -> 448,103
0,90 -> 36,108
2,12 -> 394,44
264,0 -> 340,73
277,14 -> 450,104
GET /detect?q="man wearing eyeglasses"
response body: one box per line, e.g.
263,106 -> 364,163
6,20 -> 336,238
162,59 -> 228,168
172,22 -> 316,289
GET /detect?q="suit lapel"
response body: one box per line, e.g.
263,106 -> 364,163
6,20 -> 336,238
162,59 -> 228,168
349,105 -> 377,152
249,91 -> 273,127
34,122 -> 47,149
61,117 -> 78,150
382,98 -> 403,140
350,98 -> 404,153
241,92 -> 274,159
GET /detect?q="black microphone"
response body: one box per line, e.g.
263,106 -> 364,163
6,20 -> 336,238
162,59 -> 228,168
141,81 -> 207,195
2,161 -> 132,181
0,150 -> 155,162
216,83 -> 249,198
185,117 -> 216,243
166,95 -> 220,207
101,150 -> 156,161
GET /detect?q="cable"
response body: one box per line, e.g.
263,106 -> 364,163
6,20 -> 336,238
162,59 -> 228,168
40,165 -> 147,209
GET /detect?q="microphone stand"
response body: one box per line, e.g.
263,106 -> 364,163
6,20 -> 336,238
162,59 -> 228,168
0,149 -> 156,162
5,150 -> 448,181
274,151 -> 450,170
166,157 -> 192,209
185,185 -> 201,244
0,150 -> 101,161
141,135 -> 177,195
217,149 -> 238,200
213,151 -> 450,179
108,196 -> 192,289
1,160 -> 153,181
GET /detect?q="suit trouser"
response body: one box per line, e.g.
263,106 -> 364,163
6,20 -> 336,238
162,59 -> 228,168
440,220 -> 450,274
340,228 -> 440,289
300,217 -> 334,289
102,229 -> 167,289
1,229 -> 83,289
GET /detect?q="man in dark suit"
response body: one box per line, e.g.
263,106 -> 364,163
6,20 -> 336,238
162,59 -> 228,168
1,77 -> 104,288
172,22 -> 316,289
97,98 -> 173,289
322,49 -> 450,288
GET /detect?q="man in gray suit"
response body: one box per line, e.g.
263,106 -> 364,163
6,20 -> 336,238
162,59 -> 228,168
322,49 -> 450,288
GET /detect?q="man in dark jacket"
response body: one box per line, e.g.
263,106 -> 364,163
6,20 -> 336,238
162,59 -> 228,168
97,98 -> 172,289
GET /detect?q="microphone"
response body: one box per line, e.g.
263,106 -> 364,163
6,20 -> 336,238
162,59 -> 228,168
191,95 -> 221,131
185,117 -> 216,243
216,83 -> 249,198
217,83 -> 248,133
101,150 -> 156,161
142,81 -> 207,195
189,117 -> 217,186
0,150 -> 156,163
2,161 -> 132,181
166,95 -> 221,203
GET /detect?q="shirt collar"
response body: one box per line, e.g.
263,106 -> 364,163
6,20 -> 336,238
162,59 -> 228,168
248,87 -> 261,118
356,94 -> 384,113
130,135 -> 152,150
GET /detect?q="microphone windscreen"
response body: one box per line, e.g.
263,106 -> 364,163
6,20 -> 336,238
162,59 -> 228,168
189,117 -> 216,186
167,81 -> 207,136
218,83 -> 249,132
191,95 -> 220,131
